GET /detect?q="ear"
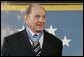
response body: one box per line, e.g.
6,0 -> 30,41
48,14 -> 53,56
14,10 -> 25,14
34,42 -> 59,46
24,15 -> 28,24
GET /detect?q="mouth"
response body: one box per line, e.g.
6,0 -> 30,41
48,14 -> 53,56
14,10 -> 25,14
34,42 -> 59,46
37,23 -> 44,26
36,24 -> 44,28
37,24 -> 43,26
35,23 -> 45,32
37,25 -> 43,27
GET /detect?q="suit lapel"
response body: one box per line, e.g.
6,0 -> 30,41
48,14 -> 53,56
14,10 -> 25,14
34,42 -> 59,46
20,29 -> 52,56
41,30 -> 51,56
20,29 -> 35,54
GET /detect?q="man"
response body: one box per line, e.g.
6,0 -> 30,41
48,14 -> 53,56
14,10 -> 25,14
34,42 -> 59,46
1,4 -> 63,56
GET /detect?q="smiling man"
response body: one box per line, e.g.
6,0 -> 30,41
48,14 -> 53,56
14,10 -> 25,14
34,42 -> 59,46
1,4 -> 63,56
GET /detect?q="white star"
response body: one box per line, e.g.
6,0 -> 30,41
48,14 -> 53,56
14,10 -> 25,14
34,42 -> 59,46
9,31 -> 14,34
61,36 -> 71,47
45,25 -> 57,36
17,15 -> 21,20
2,30 -> 7,35
17,25 -> 25,31
20,10 -> 24,13
4,10 -> 9,14
7,27 -> 10,30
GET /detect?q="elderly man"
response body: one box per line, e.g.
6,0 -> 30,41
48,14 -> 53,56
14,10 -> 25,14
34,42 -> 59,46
1,4 -> 63,56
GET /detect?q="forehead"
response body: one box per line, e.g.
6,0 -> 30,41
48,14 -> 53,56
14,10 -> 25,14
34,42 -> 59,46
31,5 -> 46,15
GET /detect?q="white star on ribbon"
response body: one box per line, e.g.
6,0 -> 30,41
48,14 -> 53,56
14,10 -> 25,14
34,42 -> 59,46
61,36 -> 71,47
45,25 -> 57,36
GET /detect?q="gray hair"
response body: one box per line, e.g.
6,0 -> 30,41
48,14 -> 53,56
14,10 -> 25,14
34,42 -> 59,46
25,4 -> 46,15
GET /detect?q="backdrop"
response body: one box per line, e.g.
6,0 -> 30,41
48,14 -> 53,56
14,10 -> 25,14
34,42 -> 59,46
1,2 -> 83,56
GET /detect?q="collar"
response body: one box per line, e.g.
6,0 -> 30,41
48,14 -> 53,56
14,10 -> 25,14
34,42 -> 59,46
25,25 -> 43,41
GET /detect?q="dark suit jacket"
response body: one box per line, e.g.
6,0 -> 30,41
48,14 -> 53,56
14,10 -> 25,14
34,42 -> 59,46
1,29 -> 63,56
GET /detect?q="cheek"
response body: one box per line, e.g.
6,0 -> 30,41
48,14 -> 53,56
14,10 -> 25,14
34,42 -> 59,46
29,20 -> 37,26
44,20 -> 46,24
25,19 -> 32,26
26,20 -> 30,25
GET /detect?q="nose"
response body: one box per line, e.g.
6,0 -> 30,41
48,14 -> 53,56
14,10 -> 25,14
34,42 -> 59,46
38,17 -> 46,22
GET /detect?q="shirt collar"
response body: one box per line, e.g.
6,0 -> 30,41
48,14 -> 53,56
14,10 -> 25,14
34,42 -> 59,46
25,25 -> 43,41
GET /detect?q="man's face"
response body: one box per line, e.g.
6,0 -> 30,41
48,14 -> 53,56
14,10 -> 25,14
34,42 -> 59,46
25,5 -> 46,33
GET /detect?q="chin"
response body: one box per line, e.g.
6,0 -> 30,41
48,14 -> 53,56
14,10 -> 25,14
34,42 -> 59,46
36,29 -> 44,32
36,26 -> 44,32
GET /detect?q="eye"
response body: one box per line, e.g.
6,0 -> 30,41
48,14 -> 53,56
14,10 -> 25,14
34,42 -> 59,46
35,15 -> 40,19
34,15 -> 46,20
42,15 -> 46,19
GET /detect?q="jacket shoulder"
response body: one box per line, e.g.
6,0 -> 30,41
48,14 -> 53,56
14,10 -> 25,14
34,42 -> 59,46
44,30 -> 62,44
4,30 -> 25,41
